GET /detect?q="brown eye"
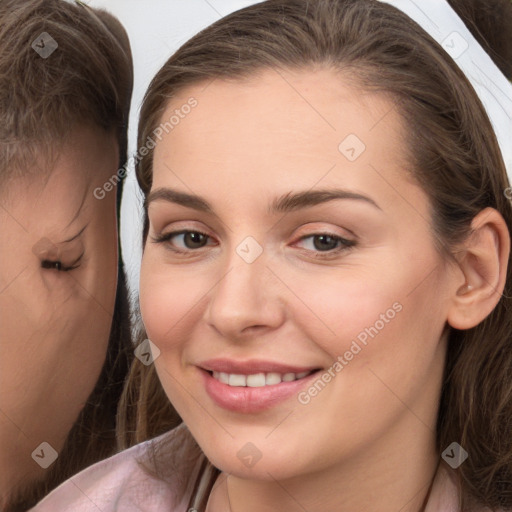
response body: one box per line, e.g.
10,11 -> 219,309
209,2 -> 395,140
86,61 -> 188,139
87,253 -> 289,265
182,231 -> 208,249
296,233 -> 355,253
312,234 -> 341,251
152,230 -> 213,251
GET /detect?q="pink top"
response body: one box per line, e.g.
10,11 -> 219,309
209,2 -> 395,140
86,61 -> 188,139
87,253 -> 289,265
29,424 -> 203,512
29,424 -> 485,512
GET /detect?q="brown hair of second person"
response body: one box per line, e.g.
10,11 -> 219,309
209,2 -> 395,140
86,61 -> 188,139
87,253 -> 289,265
0,1 -> 134,510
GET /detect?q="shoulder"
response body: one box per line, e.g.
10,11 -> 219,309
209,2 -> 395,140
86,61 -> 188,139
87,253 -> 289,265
29,423 -> 199,512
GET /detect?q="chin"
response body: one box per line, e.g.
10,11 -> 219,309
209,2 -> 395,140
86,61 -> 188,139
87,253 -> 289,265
202,443 -> 304,481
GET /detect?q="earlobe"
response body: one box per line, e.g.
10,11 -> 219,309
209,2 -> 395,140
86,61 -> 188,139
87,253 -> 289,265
447,207 -> 510,330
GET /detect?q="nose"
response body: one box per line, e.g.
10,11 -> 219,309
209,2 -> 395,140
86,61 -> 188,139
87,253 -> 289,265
204,246 -> 286,340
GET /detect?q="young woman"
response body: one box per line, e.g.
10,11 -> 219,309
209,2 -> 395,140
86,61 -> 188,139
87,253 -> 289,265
30,0 -> 512,511
0,1 -> 134,510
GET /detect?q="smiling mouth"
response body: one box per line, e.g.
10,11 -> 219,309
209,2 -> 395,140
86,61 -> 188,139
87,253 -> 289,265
209,370 -> 319,387
202,366 -> 323,413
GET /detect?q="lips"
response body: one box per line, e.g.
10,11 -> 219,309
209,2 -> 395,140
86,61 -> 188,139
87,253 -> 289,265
199,359 -> 320,413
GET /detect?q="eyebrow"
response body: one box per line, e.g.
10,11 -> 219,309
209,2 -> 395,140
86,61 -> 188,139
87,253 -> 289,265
145,187 -> 381,214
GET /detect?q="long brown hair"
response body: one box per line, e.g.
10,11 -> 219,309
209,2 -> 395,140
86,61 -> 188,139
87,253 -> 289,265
121,0 -> 512,509
0,1 -> 134,510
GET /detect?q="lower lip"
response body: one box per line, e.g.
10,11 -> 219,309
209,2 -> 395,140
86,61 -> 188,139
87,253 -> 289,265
201,369 -> 319,413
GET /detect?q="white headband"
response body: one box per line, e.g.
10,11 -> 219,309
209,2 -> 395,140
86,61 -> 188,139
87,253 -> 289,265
379,0 -> 512,182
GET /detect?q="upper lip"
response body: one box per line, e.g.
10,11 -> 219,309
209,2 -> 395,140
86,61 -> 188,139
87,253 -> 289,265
199,358 -> 319,375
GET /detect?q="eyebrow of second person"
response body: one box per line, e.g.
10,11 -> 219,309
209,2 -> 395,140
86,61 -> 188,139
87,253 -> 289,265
145,188 -> 382,214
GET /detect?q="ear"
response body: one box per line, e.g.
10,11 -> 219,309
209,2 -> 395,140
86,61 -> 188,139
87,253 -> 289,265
447,207 -> 510,330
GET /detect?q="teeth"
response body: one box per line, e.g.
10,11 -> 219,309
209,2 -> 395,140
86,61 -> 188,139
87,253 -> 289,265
265,372 -> 282,385
247,373 -> 266,387
228,374 -> 247,386
212,370 -> 312,387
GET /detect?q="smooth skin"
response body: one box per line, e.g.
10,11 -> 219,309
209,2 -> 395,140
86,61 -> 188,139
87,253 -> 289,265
0,126 -> 119,500
139,67 -> 509,512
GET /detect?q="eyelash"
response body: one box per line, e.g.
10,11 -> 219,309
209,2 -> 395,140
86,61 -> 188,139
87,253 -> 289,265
151,230 -> 356,259
41,253 -> 84,272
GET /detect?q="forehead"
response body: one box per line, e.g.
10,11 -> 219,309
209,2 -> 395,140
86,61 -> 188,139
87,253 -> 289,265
152,67 -> 410,193
1,126 -> 118,228
3,126 -> 118,196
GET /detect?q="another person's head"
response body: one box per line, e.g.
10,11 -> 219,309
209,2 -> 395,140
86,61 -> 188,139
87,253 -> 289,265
126,0 -> 511,509
0,1 -> 133,509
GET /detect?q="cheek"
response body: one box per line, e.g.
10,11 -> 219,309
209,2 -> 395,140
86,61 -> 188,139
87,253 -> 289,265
310,267 -> 445,412
293,252 -> 445,375
139,262 -> 202,410
139,257 -> 204,347
284,265 -> 403,358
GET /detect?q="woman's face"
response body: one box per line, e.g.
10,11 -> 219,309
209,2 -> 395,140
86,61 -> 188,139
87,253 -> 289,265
140,68 -> 457,480
0,126 -> 118,491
